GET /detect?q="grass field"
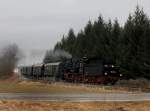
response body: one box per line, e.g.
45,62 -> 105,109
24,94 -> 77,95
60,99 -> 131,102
0,73 -> 149,93
0,76 -> 149,111
0,100 -> 149,111
0,81 -> 129,93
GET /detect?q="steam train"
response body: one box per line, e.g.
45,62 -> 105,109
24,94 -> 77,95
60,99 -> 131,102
20,57 -> 122,84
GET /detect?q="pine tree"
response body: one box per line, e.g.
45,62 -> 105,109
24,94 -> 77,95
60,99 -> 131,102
111,19 -> 121,63
66,29 -> 76,55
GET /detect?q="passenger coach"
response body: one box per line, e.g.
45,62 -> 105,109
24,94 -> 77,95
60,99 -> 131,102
20,62 -> 62,82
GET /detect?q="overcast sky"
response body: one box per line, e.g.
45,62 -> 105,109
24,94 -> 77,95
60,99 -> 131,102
0,0 -> 149,65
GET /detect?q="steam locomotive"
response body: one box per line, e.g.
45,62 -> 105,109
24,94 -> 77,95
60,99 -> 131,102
20,57 -> 122,84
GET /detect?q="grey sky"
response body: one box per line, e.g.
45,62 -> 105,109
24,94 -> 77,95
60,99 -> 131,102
0,0 -> 149,65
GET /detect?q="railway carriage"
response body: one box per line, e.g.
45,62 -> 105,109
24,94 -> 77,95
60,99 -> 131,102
20,66 -> 33,78
32,64 -> 45,79
44,62 -> 62,81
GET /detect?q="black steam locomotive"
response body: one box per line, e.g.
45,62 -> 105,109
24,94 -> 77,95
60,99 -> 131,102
20,57 -> 122,84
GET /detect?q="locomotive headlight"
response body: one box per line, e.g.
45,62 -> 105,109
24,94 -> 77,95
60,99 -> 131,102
120,74 -> 122,77
104,65 -> 108,67
104,72 -> 107,75
111,65 -> 114,68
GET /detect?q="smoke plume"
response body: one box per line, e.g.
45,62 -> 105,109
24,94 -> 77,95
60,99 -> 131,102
53,49 -> 72,58
43,49 -> 72,63
0,44 -> 22,79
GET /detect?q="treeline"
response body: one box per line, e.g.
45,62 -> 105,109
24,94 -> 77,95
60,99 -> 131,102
44,6 -> 150,79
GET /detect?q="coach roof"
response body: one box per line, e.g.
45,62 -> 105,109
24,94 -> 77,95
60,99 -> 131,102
45,62 -> 61,66
33,63 -> 44,67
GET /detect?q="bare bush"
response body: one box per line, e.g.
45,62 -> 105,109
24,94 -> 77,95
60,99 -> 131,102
0,44 -> 22,79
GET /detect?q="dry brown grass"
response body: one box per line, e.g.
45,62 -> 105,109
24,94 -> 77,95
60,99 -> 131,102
0,81 -> 129,93
118,79 -> 150,88
118,79 -> 150,92
0,100 -> 149,111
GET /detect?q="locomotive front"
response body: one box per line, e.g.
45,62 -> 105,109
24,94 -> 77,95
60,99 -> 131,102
63,57 -> 121,84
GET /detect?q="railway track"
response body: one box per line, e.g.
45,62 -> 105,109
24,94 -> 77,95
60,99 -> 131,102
0,93 -> 150,101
